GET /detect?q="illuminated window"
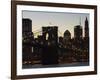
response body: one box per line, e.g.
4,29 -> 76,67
46,33 -> 49,40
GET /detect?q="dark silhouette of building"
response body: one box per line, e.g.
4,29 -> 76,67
84,17 -> 89,38
58,36 -> 64,58
74,25 -> 83,39
22,18 -> 33,64
22,18 -> 32,32
63,30 -> 71,44
41,26 -> 58,65
83,17 -> 89,62
58,36 -> 64,47
84,17 -> 89,51
73,25 -> 83,62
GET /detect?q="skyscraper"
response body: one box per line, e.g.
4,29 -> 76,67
74,25 -> 83,39
84,17 -> 89,38
22,18 -> 32,33
63,30 -> 71,45
22,18 -> 33,64
63,30 -> 71,41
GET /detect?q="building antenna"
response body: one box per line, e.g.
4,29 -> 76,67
79,17 -> 81,26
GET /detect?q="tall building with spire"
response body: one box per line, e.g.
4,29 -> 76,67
84,17 -> 89,38
74,17 -> 83,39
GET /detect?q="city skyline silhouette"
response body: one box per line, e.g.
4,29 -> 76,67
22,11 -> 89,38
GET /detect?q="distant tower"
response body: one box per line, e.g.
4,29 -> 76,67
22,18 -> 33,64
22,18 -> 32,33
79,17 -> 81,26
74,17 -> 83,39
84,17 -> 89,38
63,30 -> 71,48
63,30 -> 71,42
74,25 -> 83,39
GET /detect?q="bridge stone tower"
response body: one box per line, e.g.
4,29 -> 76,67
42,26 -> 58,44
41,26 -> 58,65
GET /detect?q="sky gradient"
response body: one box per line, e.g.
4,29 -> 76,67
22,10 -> 89,38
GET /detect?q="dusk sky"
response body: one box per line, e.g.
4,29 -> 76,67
22,10 -> 89,38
